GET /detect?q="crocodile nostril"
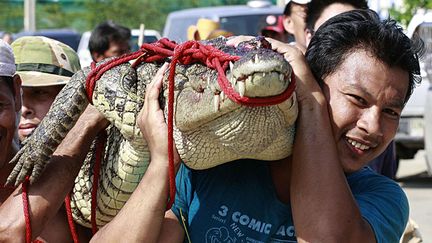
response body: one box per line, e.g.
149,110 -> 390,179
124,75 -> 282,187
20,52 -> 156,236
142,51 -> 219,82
195,84 -> 205,93
256,36 -> 272,49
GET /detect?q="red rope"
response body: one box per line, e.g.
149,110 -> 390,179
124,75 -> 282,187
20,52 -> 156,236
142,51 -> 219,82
22,176 -> 32,243
21,177 -> 76,243
91,130 -> 107,234
83,37 -> 296,210
65,193 -> 79,243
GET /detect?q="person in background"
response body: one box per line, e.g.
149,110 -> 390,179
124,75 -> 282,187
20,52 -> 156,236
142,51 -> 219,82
282,0 -> 311,53
261,15 -> 290,42
11,36 -> 81,142
0,39 -> 107,241
1,32 -> 13,44
89,20 -> 131,62
304,0 -> 368,47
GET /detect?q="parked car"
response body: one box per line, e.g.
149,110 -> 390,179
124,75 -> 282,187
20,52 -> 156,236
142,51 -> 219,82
77,29 -> 161,68
163,0 -> 291,42
14,28 -> 81,51
395,9 -> 432,169
410,10 -> 432,175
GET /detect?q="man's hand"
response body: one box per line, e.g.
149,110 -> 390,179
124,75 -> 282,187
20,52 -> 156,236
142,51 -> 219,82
92,64 -> 185,243
137,63 -> 180,168
228,36 -> 321,105
76,105 -> 109,133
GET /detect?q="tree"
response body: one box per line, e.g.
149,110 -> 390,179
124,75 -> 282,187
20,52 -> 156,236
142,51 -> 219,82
0,0 -> 249,33
79,0 -> 248,32
389,0 -> 432,27
0,1 -> 24,33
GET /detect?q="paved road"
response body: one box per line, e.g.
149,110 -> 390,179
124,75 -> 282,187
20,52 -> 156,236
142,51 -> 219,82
397,150 -> 432,242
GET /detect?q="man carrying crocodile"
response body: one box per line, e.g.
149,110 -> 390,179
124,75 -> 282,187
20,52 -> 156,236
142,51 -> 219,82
0,39 -> 106,241
92,9 -> 422,242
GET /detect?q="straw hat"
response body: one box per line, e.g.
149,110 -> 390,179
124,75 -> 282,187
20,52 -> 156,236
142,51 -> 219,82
187,18 -> 233,41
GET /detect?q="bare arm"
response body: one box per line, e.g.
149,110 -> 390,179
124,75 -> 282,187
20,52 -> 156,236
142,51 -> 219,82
91,63 -> 184,243
268,39 -> 375,242
0,105 -> 108,241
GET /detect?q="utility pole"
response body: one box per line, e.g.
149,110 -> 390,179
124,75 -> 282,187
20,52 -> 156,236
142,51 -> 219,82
24,0 -> 36,32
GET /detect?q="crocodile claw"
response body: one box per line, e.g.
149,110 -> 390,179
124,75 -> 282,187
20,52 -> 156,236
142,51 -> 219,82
6,149 -> 25,186
7,141 -> 48,186
6,69 -> 89,186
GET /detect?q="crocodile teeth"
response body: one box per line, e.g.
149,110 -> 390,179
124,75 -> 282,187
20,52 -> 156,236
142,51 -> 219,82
229,61 -> 234,73
214,94 -> 220,112
254,54 -> 259,63
347,138 -> 370,151
238,81 -> 245,97
262,73 -> 266,78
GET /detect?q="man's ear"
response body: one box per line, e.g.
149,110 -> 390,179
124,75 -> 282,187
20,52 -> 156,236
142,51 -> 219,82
12,74 -> 22,112
283,15 -> 295,34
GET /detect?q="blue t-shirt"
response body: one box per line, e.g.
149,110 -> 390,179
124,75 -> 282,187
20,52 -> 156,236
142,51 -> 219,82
171,160 -> 408,243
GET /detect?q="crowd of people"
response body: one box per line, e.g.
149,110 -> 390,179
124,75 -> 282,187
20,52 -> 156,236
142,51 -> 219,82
0,0 -> 424,242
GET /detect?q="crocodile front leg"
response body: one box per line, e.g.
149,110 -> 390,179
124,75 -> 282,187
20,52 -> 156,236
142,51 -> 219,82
7,70 -> 89,185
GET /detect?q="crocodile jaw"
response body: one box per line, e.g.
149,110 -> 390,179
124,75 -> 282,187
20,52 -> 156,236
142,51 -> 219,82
173,48 -> 293,132
166,37 -> 297,169
174,94 -> 298,169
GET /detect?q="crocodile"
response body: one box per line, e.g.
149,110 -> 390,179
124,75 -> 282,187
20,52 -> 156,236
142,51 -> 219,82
7,37 -> 298,227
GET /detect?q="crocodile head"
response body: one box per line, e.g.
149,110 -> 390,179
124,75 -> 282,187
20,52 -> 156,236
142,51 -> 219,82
165,37 -> 297,169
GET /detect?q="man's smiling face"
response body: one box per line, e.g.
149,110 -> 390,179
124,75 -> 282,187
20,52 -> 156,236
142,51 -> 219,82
322,50 -> 409,173
0,77 -> 21,168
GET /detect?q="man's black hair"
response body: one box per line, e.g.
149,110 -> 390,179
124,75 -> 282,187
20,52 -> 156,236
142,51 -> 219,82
305,0 -> 368,31
89,20 -> 131,56
0,76 -> 15,95
305,9 -> 423,103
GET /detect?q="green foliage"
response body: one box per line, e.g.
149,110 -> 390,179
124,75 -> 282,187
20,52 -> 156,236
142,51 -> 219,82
389,0 -> 432,27
80,0 -> 172,31
38,2 -> 82,29
0,0 -> 249,33
0,2 -> 24,33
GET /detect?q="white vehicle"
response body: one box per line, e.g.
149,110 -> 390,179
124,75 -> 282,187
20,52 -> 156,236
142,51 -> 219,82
163,0 -> 289,43
395,10 -> 432,175
77,29 -> 161,68
410,10 -> 432,175
394,9 -> 431,165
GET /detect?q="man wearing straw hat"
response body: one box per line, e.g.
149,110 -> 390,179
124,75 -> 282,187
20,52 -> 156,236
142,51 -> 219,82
187,18 -> 233,41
